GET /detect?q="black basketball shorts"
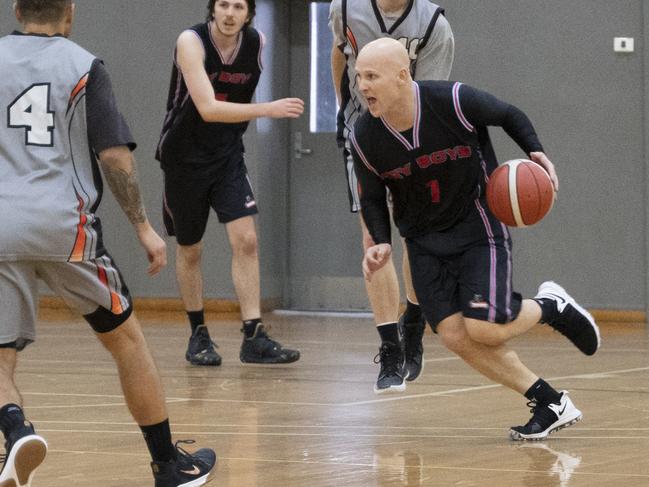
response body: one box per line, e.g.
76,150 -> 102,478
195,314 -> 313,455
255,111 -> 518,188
162,156 -> 258,246
406,199 -> 522,331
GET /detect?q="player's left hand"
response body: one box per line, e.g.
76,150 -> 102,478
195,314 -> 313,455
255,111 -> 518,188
529,151 -> 559,192
136,222 -> 167,276
362,243 -> 392,281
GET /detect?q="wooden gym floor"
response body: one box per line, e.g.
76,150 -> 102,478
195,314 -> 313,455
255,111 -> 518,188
16,310 -> 649,486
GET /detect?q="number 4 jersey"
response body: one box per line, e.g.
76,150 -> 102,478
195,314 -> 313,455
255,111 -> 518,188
0,32 -> 135,262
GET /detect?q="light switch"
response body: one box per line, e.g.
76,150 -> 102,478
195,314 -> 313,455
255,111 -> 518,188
614,37 -> 634,53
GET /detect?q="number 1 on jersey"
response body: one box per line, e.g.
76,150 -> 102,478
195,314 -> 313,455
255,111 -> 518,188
8,83 -> 55,146
426,179 -> 440,203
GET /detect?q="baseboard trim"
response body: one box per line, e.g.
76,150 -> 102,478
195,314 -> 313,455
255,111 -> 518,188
590,309 -> 645,324
37,297 -> 646,324
38,296 -> 281,314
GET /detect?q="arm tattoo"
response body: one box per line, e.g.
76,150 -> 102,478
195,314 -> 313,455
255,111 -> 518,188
101,163 -> 147,225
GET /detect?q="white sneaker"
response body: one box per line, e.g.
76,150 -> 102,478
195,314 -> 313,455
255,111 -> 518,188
535,281 -> 601,355
0,434 -> 47,487
510,391 -> 582,441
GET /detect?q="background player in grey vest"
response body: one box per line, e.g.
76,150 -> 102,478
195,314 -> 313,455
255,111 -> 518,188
157,0 -> 303,367
329,0 -> 454,393
0,1 -> 216,485
353,38 -> 600,441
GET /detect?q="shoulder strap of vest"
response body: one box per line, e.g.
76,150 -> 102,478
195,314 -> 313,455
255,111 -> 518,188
411,7 -> 443,79
416,7 -> 443,54
342,0 -> 348,43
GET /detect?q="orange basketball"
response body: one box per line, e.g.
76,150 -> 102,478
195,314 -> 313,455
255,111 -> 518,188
486,159 -> 555,227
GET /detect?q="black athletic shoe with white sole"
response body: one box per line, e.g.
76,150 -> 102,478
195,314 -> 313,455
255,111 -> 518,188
374,341 -> 406,394
0,428 -> 47,487
398,315 -> 425,382
185,326 -> 222,366
152,440 -> 216,487
534,281 -> 601,355
510,391 -> 582,441
240,325 -> 300,364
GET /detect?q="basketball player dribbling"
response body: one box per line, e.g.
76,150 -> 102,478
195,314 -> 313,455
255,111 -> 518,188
351,38 -> 601,440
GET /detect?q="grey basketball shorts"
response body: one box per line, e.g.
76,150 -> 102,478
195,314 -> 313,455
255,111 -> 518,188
0,255 -> 133,349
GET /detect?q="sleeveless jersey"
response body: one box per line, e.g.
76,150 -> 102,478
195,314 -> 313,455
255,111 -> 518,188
351,81 -> 502,239
156,23 -> 263,166
329,0 -> 454,144
0,33 -> 105,262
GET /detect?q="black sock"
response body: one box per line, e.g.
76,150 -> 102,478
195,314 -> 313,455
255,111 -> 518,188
242,318 -> 262,338
0,404 -> 34,445
533,298 -> 554,324
140,419 -> 176,463
401,300 -> 422,324
524,379 -> 561,405
187,310 -> 205,334
377,322 -> 399,345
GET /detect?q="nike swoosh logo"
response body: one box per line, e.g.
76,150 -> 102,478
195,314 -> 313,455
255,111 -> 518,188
180,466 -> 202,476
558,404 -> 567,415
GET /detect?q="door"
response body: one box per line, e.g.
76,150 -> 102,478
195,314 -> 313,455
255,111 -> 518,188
286,2 -> 368,310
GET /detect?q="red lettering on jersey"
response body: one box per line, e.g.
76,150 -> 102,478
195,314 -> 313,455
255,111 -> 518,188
381,163 -> 411,180
215,93 -> 228,101
416,155 -> 432,169
218,72 -> 253,84
431,151 -> 447,164
457,146 -> 472,158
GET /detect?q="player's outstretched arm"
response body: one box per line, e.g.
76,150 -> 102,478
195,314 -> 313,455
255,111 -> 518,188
176,31 -> 304,123
98,146 -> 167,276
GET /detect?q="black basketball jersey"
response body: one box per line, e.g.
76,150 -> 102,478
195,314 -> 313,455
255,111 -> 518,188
351,81 -> 543,243
156,23 -> 263,166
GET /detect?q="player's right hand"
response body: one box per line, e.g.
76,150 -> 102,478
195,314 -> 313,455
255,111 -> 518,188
135,222 -> 167,276
267,98 -> 304,118
362,243 -> 392,282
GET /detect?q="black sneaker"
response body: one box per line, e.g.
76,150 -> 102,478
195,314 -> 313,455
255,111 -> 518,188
151,440 -> 216,487
185,325 -> 222,366
398,314 -> 425,382
510,391 -> 582,441
0,422 -> 47,487
535,281 -> 601,356
373,341 -> 406,394
240,324 -> 300,364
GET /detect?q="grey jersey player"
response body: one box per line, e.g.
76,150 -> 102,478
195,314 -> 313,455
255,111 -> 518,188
0,1 -> 215,485
329,0 -> 454,394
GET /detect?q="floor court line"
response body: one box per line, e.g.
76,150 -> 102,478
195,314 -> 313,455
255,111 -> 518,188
40,449 -> 649,479
20,366 -> 649,409
342,365 -> 649,406
35,428 -> 649,441
28,420 -> 649,432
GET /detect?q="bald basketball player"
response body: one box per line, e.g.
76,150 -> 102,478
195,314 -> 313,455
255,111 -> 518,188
350,38 -> 600,440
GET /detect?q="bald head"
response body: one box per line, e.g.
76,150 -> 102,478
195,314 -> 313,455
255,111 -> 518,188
355,37 -> 414,119
356,37 -> 411,77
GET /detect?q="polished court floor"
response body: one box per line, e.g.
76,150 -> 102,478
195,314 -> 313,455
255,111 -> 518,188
18,310 -> 649,486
